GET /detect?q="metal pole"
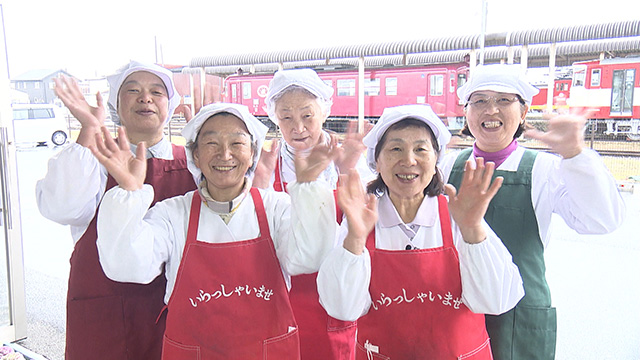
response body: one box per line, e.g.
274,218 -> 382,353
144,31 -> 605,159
479,0 -> 488,65
358,56 -> 365,133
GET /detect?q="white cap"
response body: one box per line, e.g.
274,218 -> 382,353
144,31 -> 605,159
107,60 -> 180,125
264,68 -> 334,124
363,104 -> 451,173
182,103 -> 268,183
457,64 -> 540,104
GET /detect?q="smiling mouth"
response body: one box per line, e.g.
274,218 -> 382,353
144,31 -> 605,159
214,166 -> 235,171
482,120 -> 502,129
396,174 -> 418,180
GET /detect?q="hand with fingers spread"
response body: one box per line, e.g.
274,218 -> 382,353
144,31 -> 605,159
253,138 -> 280,188
54,75 -> 106,147
444,157 -> 503,244
294,134 -> 341,183
524,107 -> 594,159
335,121 -> 370,174
337,169 -> 378,255
89,126 -> 146,191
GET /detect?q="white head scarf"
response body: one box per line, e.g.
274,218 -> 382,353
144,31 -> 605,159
363,104 -> 451,173
182,103 -> 268,183
457,64 -> 540,104
107,60 -> 180,125
264,68 -> 334,124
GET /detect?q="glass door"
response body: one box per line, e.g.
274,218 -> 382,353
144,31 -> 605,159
610,69 -> 635,116
0,6 -> 27,342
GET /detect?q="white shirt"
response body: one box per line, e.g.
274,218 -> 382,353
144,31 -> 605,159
317,192 -> 525,322
35,138 -> 176,243
440,146 -> 626,247
96,181 -> 336,304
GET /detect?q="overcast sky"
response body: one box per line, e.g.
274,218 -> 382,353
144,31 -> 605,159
2,0 -> 638,79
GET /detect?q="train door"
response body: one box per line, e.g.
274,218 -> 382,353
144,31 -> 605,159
610,68 -> 635,116
427,72 -> 446,115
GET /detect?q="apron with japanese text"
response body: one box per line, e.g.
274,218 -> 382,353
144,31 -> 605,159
65,144 -> 196,360
449,148 -> 556,360
356,195 -> 492,360
161,188 -> 300,359
275,155 -> 356,360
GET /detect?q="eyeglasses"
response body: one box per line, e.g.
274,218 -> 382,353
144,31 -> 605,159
467,95 -> 521,110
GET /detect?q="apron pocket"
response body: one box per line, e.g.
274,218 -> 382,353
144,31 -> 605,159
263,327 -> 300,359
513,305 -> 557,359
458,338 -> 492,359
327,317 -> 357,359
66,296 -> 128,359
162,335 -> 201,360
355,341 -> 391,360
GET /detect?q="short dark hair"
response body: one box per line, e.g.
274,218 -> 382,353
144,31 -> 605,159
366,118 -> 445,197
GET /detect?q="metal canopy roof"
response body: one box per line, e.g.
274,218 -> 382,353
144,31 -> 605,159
188,20 -> 640,75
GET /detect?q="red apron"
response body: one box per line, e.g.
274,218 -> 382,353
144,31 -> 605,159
65,144 -> 196,360
274,156 -> 357,360
356,195 -> 492,360
161,188 -> 300,359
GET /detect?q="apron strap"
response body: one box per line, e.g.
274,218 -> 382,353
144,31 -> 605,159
437,194 -> 454,249
274,155 -> 287,192
186,191 -> 203,245
249,188 -> 271,240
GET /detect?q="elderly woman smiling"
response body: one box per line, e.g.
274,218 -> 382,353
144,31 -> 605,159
91,103 -> 338,359
317,104 -> 524,359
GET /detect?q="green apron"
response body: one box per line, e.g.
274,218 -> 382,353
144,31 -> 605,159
448,148 -> 557,360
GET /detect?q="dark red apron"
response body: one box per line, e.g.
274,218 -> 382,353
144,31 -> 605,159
161,189 -> 300,359
355,195 -> 492,359
65,144 -> 196,360
274,155 -> 357,359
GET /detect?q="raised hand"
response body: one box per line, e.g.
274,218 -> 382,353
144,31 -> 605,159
294,134 -> 341,183
334,121 -> 370,174
89,126 -> 147,191
252,138 -> 280,188
337,169 -> 378,255
524,107 -> 595,159
54,75 -> 106,147
444,157 -> 503,244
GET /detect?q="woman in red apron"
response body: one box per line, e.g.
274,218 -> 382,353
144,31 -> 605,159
256,68 -> 373,359
317,104 -> 525,359
91,103 -> 339,359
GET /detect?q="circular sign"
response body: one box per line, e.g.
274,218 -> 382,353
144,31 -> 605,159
257,85 -> 269,98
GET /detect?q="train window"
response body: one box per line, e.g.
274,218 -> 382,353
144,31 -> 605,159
337,79 -> 356,96
429,75 -> 444,96
364,78 -> 380,96
572,65 -> 586,87
323,79 -> 333,88
386,78 -> 397,96
231,84 -> 237,100
457,73 -> 467,88
242,82 -> 251,100
591,69 -> 601,87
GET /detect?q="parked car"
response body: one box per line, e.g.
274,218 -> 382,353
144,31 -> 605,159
11,104 -> 69,147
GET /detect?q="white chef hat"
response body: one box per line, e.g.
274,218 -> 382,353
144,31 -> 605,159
457,64 -> 540,104
264,68 -> 334,124
363,104 -> 452,173
107,60 -> 180,125
182,103 -> 268,183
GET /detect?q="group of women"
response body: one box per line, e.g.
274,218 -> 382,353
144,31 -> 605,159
37,61 -> 624,360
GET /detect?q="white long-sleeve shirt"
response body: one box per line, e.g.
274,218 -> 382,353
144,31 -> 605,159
440,146 -> 626,247
35,138 -> 177,243
317,192 -> 525,322
97,181 -> 336,304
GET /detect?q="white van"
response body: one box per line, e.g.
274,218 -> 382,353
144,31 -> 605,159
12,104 -> 69,147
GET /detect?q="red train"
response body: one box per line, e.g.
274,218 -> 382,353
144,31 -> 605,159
221,63 -> 470,130
176,56 -> 640,139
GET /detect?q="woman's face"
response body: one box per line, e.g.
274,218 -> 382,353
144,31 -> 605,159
464,90 -> 528,152
193,114 -> 254,201
117,71 -> 169,137
274,89 -> 326,151
376,125 -> 438,202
